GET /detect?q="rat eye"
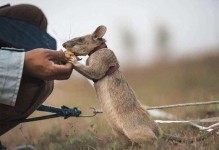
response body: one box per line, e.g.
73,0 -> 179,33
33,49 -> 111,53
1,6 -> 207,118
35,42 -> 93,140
78,38 -> 83,43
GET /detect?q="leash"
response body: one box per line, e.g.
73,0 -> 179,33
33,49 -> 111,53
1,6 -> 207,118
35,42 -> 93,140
12,104 -> 103,123
14,100 -> 219,123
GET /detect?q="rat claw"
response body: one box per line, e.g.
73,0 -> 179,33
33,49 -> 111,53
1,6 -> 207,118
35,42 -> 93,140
77,56 -> 82,61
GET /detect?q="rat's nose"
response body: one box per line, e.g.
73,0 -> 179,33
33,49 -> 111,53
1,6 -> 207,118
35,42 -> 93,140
62,42 -> 67,48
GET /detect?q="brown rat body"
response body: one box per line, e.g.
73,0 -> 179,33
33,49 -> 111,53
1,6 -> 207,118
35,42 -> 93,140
63,25 -> 160,145
63,25 -> 214,146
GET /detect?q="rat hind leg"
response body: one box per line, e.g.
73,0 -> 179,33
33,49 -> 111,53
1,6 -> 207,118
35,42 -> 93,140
111,126 -> 134,148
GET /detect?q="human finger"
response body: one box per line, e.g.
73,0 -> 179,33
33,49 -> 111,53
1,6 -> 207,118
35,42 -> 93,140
49,50 -> 66,61
52,73 -> 72,80
52,62 -> 74,77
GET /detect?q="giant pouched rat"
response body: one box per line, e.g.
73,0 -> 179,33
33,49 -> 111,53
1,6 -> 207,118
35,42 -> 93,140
62,25 -> 214,146
63,25 -> 160,145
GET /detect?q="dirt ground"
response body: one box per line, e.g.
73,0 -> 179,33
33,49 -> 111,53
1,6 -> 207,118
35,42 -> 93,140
1,52 -> 219,150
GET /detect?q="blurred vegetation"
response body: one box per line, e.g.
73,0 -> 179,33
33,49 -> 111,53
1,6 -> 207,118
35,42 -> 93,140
154,23 -> 171,60
1,51 -> 219,149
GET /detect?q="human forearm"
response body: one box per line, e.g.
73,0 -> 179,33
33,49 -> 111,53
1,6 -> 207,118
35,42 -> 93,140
0,48 -> 24,106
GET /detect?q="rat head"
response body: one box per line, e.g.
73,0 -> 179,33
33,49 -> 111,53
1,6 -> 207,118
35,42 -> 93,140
62,25 -> 107,56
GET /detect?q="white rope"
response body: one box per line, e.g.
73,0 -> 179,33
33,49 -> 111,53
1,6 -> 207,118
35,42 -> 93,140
155,117 -> 219,133
94,100 -> 219,113
90,98 -> 219,132
156,120 -> 191,124
200,122 -> 219,132
147,100 -> 219,110
155,117 -> 219,124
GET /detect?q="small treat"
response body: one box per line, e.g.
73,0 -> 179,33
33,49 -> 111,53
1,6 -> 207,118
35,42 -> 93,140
65,49 -> 75,56
64,49 -> 81,63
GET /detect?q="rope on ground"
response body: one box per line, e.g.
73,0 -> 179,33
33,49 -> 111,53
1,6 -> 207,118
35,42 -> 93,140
155,117 -> 219,124
200,122 -> 219,131
146,100 -> 219,110
97,100 -> 219,133
155,118 -> 219,134
148,100 -> 219,133
94,100 -> 219,113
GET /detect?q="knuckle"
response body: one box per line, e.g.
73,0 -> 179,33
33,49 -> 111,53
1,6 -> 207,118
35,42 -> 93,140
45,50 -> 51,56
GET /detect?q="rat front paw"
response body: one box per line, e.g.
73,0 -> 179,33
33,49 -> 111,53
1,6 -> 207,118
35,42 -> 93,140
68,56 -> 78,64
63,49 -> 81,63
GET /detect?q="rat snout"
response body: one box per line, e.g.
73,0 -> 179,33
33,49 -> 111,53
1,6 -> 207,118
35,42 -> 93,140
62,42 -> 67,48
62,42 -> 72,49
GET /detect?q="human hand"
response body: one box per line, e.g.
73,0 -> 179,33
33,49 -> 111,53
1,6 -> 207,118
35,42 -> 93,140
23,48 -> 73,80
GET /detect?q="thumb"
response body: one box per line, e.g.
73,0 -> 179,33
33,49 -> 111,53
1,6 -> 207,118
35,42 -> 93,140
49,50 -> 66,61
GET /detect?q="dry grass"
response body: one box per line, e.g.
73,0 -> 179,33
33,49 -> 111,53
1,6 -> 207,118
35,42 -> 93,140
1,52 -> 219,149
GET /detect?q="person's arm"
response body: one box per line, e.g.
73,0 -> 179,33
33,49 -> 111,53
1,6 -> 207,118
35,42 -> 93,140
0,47 -> 24,106
0,48 -> 73,107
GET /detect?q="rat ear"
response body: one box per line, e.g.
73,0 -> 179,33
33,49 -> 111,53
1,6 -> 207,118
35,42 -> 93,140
92,25 -> 107,40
